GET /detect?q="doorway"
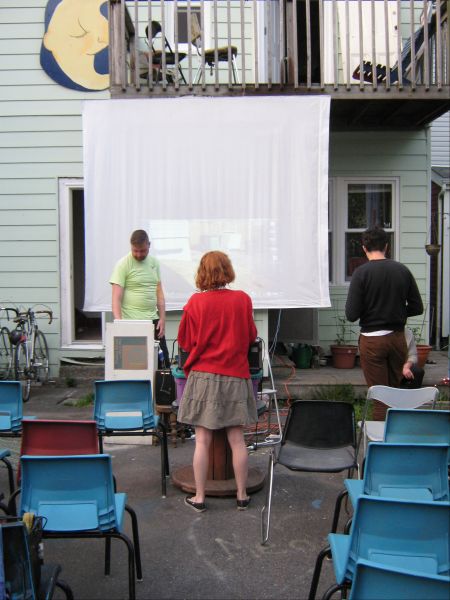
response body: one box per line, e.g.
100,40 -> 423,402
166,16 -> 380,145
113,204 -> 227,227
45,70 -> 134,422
59,180 -> 102,346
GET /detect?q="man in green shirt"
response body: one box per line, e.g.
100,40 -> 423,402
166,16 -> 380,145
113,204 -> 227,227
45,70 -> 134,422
109,229 -> 169,366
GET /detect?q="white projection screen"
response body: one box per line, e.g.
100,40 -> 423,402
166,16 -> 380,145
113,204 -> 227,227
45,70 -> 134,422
82,96 -> 331,312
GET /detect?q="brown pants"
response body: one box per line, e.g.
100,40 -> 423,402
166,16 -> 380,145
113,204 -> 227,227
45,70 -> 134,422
359,331 -> 407,420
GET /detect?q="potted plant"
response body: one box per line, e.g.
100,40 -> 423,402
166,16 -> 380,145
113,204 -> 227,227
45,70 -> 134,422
330,313 -> 358,369
410,321 -> 432,369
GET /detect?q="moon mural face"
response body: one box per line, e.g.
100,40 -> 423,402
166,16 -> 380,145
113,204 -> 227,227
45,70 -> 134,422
40,0 -> 109,91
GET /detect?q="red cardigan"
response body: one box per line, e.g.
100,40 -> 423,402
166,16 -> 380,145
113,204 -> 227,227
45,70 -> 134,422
177,289 -> 257,378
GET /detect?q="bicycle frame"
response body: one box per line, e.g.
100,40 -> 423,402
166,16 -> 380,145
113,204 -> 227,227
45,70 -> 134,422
12,308 -> 52,402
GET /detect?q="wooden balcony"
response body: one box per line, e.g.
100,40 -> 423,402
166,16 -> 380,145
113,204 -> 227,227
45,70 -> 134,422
109,0 -> 449,129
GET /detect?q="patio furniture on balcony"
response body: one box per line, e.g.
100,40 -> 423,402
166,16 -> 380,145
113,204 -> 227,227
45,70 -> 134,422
190,13 -> 239,84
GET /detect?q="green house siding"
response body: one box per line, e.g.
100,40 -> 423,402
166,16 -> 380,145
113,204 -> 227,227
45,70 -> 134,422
0,0 -> 108,375
1,2 -> 432,374
320,130 -> 431,352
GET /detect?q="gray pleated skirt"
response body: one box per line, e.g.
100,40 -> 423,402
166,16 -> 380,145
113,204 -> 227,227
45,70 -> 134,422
177,371 -> 258,430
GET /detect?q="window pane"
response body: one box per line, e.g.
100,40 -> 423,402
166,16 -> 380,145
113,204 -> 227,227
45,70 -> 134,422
345,231 -> 394,280
177,8 -> 201,44
348,184 -> 392,229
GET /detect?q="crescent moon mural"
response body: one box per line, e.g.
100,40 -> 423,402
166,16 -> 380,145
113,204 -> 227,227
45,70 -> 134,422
40,0 -> 109,92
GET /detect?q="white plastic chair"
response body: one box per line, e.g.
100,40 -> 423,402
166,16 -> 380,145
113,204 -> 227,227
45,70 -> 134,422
360,385 -> 439,454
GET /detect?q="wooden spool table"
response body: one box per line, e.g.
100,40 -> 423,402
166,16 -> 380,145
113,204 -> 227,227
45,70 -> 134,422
172,428 -> 265,497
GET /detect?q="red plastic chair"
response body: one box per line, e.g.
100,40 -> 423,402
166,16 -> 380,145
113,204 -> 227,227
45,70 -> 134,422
18,419 -> 99,483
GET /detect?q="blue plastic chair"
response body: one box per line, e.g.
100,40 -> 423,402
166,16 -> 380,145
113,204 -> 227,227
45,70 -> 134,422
16,454 -> 142,600
0,381 -> 23,434
349,559 -> 450,600
331,442 -> 449,532
385,408 -> 450,464
93,380 -> 169,496
309,496 -> 450,600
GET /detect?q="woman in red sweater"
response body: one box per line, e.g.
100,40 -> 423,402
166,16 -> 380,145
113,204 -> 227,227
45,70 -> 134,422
177,251 -> 258,512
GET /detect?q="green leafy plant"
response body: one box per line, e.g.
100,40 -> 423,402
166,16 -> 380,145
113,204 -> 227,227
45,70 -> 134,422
334,314 -> 356,346
306,384 -> 371,421
73,392 -> 94,407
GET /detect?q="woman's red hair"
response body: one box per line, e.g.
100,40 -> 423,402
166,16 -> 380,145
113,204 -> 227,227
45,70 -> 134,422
195,251 -> 235,291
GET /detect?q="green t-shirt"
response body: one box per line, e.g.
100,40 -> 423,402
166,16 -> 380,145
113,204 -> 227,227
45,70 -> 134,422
109,253 -> 161,320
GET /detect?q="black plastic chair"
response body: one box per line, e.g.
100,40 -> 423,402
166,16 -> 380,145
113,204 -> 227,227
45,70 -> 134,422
1,516 -> 74,600
261,400 -> 359,545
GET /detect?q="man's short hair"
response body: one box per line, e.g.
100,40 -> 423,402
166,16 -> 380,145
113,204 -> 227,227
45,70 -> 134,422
361,227 -> 388,252
130,230 -> 149,246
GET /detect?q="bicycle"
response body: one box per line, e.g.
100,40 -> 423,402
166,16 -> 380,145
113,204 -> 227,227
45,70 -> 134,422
10,307 -> 53,402
0,306 -> 18,380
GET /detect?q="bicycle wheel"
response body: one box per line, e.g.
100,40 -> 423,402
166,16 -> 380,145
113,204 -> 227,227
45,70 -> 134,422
32,330 -> 49,383
0,327 -> 13,380
14,340 -> 31,402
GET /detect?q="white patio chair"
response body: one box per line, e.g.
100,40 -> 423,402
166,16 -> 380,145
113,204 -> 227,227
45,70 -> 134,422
360,385 -> 439,454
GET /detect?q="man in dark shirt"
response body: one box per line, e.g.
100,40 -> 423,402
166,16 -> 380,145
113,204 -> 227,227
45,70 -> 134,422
345,228 -> 423,407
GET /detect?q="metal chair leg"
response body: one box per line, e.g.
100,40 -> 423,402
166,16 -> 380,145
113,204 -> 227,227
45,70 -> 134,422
260,449 -> 275,545
125,504 -> 142,582
55,578 -> 75,600
331,488 -> 348,533
321,582 -> 345,600
308,545 -> 332,600
1,456 -> 14,496
110,532 -> 136,600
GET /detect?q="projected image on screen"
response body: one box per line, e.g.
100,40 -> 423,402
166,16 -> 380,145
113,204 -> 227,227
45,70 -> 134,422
150,218 -> 280,304
82,96 -> 331,311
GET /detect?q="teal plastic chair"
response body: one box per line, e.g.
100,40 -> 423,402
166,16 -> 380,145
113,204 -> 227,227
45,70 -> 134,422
0,381 -> 22,433
385,408 -> 450,462
349,559 -> 450,600
331,442 -> 449,532
309,496 -> 450,600
93,379 -> 169,496
16,454 -> 142,600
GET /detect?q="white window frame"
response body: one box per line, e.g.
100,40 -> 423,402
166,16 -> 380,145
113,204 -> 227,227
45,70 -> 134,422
331,177 -> 399,285
165,1 -> 211,54
59,178 -> 104,350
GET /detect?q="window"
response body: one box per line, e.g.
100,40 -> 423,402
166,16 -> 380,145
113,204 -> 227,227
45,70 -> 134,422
331,178 -> 398,284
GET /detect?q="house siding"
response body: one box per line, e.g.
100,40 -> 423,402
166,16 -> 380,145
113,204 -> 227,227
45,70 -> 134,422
0,0 -> 108,374
1,1 -> 432,373
320,129 -> 431,352
431,112 -> 450,168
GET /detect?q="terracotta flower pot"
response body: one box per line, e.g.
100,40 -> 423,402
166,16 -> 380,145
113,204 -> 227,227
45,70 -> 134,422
416,344 -> 432,368
330,345 -> 358,369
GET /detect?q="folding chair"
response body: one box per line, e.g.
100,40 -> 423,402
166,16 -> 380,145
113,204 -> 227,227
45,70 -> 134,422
191,13 -> 239,84
146,21 -> 187,84
331,442 -> 450,533
1,517 -> 74,600
14,454 -> 142,600
261,401 -> 359,545
309,496 -> 450,600
93,380 -> 169,497
360,385 -> 438,453
349,559 -> 450,600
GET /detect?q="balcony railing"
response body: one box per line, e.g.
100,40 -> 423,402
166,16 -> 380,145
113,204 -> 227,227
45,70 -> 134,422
109,0 -> 449,95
